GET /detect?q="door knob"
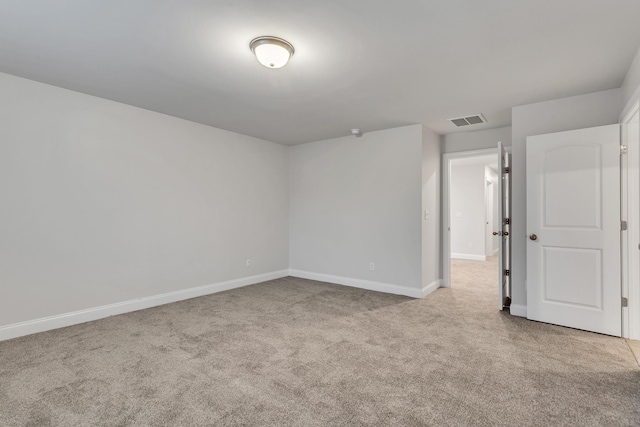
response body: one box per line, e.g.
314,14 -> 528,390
503,231 -> 509,236
529,234 -> 537,241
492,232 -> 499,236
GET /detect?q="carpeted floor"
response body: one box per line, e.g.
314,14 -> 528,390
1,261 -> 639,426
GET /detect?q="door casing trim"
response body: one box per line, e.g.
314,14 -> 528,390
621,100 -> 640,340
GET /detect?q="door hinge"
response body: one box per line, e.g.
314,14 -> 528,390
503,218 -> 510,225
621,145 -> 628,155
621,220 -> 628,231
622,297 -> 628,308
503,167 -> 510,174
504,269 -> 510,277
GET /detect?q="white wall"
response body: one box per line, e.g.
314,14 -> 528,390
511,88 -> 622,308
289,125 -> 424,293
0,72 -> 289,328
443,126 -> 512,153
622,47 -> 640,116
450,163 -> 486,258
422,126 -> 442,289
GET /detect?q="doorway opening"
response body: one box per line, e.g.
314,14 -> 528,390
442,146 -> 511,311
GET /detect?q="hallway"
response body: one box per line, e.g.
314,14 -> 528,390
450,254 -> 499,299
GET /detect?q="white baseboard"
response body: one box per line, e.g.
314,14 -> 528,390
422,279 -> 443,298
490,248 -> 499,256
510,304 -> 527,318
451,253 -> 486,261
289,269 -> 424,299
0,270 -> 289,342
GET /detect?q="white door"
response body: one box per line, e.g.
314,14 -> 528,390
526,125 -> 621,336
497,142 -> 511,310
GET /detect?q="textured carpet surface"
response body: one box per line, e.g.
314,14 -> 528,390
628,339 -> 640,366
1,260 -> 639,426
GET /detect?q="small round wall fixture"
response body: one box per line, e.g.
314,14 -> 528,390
250,36 -> 294,69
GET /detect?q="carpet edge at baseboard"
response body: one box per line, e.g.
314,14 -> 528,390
0,270 -> 289,342
451,253 -> 487,261
288,269 -> 426,299
422,279 -> 443,298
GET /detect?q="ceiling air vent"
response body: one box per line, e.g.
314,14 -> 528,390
449,113 -> 487,127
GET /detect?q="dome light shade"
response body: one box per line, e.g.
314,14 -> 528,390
250,36 -> 294,69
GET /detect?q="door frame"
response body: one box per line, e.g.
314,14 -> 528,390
442,147 -> 508,293
621,100 -> 640,340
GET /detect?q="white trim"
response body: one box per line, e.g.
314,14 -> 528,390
289,269 -> 424,299
0,270 -> 289,342
422,279 -> 443,298
621,82 -> 640,123
510,304 -> 527,318
490,248 -> 499,256
622,100 -> 640,340
451,253 -> 487,261
442,147 -> 499,288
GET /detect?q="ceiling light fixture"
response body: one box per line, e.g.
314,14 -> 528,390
250,36 -> 294,69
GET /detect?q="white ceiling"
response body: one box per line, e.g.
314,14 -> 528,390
0,1 -> 639,145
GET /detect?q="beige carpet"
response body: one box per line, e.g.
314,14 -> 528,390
627,339 -> 640,366
1,264 -> 638,426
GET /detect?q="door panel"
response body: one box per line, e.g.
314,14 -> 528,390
543,145 -> 601,228
526,125 -> 621,336
543,247 -> 602,308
